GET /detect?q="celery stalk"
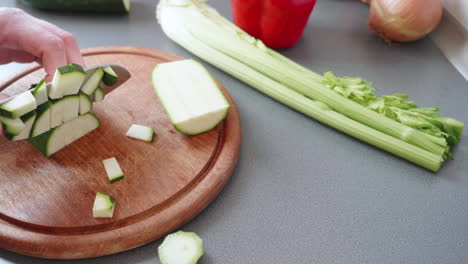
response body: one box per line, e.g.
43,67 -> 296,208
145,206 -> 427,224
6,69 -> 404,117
156,0 -> 443,171
183,9 -> 446,157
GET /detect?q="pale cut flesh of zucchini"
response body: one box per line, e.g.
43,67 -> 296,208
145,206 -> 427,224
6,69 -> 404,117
31,102 -> 51,137
93,87 -> 106,102
62,95 -> 80,123
0,91 -> 37,118
158,231 -> 204,264
79,92 -> 93,115
152,59 -> 230,135
92,192 -> 115,218
28,112 -> 100,157
81,68 -> 104,95
102,66 -> 119,86
4,111 -> 36,141
102,157 -> 125,183
126,124 -> 154,142
50,99 -> 66,128
31,80 -> 48,106
49,63 -> 86,99
0,116 -> 26,136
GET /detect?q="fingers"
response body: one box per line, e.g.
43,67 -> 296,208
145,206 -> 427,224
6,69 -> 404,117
0,48 -> 36,64
36,20 -> 85,67
0,8 -> 83,78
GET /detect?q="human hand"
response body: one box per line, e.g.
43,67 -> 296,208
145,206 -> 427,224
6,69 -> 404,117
0,8 -> 85,82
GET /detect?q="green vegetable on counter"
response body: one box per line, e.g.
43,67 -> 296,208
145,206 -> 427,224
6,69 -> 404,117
152,59 -> 230,135
126,124 -> 154,142
92,192 -> 116,218
102,157 -> 125,183
156,0 -> 464,171
158,231 -> 204,264
21,0 -> 131,14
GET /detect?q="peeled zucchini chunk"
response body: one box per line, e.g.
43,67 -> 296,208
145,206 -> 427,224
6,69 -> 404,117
79,92 -> 93,115
28,112 -> 100,157
31,80 -> 48,106
102,157 -> 125,183
0,116 -> 26,136
151,59 -> 230,135
31,102 -> 51,137
158,231 -> 204,264
126,124 -> 154,142
49,63 -> 86,99
62,95 -> 80,123
50,98 -> 66,128
4,111 -> 36,141
81,68 -> 104,96
0,91 -> 37,118
92,192 -> 115,218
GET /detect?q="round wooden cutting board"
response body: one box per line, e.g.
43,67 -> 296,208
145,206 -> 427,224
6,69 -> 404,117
0,46 -> 241,259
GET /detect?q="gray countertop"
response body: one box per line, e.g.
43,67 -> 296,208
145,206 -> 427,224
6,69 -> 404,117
1,0 -> 468,263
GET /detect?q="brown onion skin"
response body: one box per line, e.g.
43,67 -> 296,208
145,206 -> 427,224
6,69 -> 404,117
368,0 -> 443,42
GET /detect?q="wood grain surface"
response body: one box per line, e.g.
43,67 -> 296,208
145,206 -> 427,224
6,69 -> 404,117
0,46 -> 241,259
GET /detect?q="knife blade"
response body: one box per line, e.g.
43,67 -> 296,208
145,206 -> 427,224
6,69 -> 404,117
0,64 -> 131,105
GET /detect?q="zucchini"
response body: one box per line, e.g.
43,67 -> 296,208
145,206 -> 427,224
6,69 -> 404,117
31,80 -> 48,105
62,95 -> 80,123
102,66 -> 119,86
79,92 -> 93,115
21,0 -> 131,13
50,98 -> 66,128
49,63 -> 86,99
158,231 -> 204,264
102,157 -> 125,183
93,87 -> 106,102
28,112 -> 100,157
4,111 -> 37,141
92,192 -> 116,218
126,124 -> 154,142
81,68 -> 104,96
31,102 -> 51,137
0,91 -> 37,118
151,59 -> 230,135
0,116 -> 26,136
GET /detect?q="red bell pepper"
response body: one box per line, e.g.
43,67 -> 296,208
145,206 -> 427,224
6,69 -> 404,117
231,0 -> 317,49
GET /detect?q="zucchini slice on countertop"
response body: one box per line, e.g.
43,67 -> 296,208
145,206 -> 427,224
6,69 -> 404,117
93,192 -> 116,218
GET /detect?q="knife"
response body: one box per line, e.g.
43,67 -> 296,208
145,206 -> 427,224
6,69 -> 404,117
0,64 -> 131,105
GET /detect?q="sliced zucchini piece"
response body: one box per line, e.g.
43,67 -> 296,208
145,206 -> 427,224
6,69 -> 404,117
31,80 -> 48,105
102,66 -> 119,86
102,157 -> 125,183
49,63 -> 86,99
50,98 -> 66,128
4,111 -> 37,141
0,116 -> 26,136
79,92 -> 93,115
126,124 -> 154,142
92,192 -> 116,218
81,68 -> 104,95
158,231 -> 204,264
93,87 -> 106,102
28,112 -> 100,157
151,59 -> 230,135
0,91 -> 37,118
31,102 -> 51,137
62,95 -> 80,123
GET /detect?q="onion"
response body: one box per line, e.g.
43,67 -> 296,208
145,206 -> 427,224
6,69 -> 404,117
367,0 -> 443,42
